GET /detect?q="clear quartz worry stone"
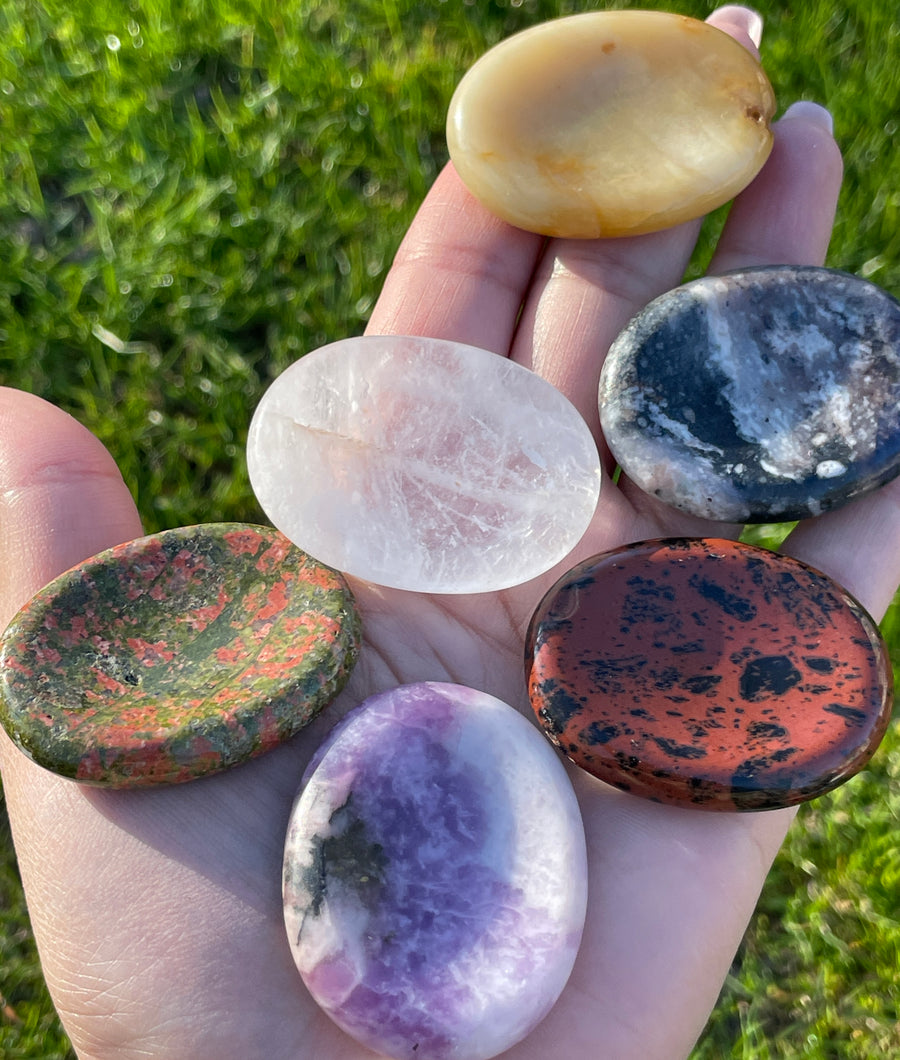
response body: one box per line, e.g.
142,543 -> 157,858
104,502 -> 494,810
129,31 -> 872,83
247,335 -> 601,593
283,682 -> 588,1060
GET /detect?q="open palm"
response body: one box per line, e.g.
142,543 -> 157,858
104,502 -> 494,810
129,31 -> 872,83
2,8 -> 893,1059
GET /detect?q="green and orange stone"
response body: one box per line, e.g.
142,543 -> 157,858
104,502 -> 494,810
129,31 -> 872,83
0,524 -> 361,787
526,538 -> 893,811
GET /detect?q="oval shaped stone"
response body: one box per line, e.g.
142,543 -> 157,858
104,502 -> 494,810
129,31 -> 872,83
283,682 -> 587,1060
446,11 -> 775,238
0,524 -> 361,787
247,335 -> 601,594
526,538 -> 893,811
599,267 -> 900,522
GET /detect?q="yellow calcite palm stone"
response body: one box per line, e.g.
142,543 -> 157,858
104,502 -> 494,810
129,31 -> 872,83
446,11 -> 776,238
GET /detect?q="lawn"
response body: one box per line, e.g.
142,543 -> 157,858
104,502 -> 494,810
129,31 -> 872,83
1,0 -> 899,1056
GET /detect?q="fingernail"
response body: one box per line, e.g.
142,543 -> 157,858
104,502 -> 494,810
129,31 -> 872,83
712,5 -> 764,48
781,100 -> 835,136
743,6 -> 764,48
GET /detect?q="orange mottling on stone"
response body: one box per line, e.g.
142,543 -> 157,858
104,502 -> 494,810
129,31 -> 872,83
127,638 -> 177,664
215,645 -> 250,664
224,526 -> 267,556
183,586 -> 230,632
257,581 -> 291,621
255,535 -> 295,571
90,668 -> 131,695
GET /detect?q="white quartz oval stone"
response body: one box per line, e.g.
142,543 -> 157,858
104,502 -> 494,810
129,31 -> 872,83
283,682 -> 588,1060
247,336 -> 601,593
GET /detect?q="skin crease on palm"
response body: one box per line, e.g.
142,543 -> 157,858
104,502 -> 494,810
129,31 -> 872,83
0,5 -> 893,1059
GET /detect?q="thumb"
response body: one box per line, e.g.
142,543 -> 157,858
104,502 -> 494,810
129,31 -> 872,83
0,386 -> 143,625
0,386 -> 144,1040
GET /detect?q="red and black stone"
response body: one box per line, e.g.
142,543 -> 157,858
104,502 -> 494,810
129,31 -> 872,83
526,538 -> 893,810
0,524 -> 361,787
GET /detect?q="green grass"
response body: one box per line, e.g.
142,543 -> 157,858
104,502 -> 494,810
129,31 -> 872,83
1,0 -> 899,1056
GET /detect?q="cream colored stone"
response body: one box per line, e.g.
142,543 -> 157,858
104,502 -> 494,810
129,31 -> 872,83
447,11 -> 775,238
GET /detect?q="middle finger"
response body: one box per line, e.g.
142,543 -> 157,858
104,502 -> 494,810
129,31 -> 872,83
509,6 -> 766,443
510,219 -> 704,446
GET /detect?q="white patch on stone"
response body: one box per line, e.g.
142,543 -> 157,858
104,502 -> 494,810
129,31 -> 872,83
816,460 -> 847,478
618,427 -> 748,521
706,302 -> 838,478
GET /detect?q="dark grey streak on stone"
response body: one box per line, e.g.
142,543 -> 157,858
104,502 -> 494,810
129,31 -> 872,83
598,266 -> 900,522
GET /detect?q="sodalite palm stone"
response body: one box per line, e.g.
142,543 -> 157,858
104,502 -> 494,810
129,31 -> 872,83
599,266 -> 900,522
283,682 -> 588,1060
247,335 -> 601,594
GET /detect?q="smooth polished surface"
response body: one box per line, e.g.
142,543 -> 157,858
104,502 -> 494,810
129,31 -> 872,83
527,539 -> 893,810
284,682 -> 587,1060
0,524 -> 361,786
447,11 -> 774,237
599,267 -> 900,522
248,335 -> 601,594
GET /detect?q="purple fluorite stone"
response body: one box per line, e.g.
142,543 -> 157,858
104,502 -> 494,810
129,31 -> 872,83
283,682 -> 587,1060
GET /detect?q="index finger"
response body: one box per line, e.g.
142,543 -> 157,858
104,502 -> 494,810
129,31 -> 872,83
364,4 -> 764,358
364,163 -> 543,352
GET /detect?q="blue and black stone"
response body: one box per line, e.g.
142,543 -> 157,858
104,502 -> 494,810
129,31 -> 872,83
598,266 -> 900,522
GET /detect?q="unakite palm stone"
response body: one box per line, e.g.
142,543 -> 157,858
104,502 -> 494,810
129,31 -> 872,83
0,524 -> 361,786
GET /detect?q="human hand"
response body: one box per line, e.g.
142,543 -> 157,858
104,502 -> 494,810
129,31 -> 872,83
0,7 -> 887,1059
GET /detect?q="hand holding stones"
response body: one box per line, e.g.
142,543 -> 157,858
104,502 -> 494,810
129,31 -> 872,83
0,7 -> 891,1060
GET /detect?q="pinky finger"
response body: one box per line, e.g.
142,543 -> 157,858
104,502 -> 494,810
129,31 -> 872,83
781,478 -> 900,623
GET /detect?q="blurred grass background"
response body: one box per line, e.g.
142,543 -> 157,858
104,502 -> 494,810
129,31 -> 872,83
1,0 -> 898,1056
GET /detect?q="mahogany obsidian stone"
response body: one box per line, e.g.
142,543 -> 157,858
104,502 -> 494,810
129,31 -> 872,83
599,266 -> 900,522
0,524 -> 361,787
526,538 -> 893,810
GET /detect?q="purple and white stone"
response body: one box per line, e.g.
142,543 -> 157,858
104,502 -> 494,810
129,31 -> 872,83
283,682 -> 587,1060
247,335 -> 601,594
599,266 -> 900,522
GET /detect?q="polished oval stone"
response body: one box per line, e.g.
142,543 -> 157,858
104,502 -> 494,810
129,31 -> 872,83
283,682 -> 587,1060
0,524 -> 361,787
599,267 -> 900,522
447,11 -> 774,238
526,538 -> 893,811
248,335 -> 601,594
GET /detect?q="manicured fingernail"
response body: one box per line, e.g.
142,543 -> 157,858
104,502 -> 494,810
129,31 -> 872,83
782,100 -> 835,136
742,6 -> 764,48
712,5 -> 764,48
